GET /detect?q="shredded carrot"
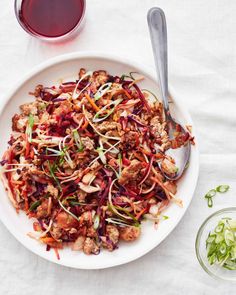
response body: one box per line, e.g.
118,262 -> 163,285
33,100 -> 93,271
81,119 -> 89,130
123,89 -> 132,99
113,89 -> 132,99
135,207 -> 147,220
84,93 -> 100,112
41,237 -> 55,243
133,152 -> 146,162
151,176 -> 171,200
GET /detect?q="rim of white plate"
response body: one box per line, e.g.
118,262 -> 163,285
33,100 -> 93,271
0,52 -> 199,269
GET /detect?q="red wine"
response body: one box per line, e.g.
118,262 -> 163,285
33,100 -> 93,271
19,0 -> 84,38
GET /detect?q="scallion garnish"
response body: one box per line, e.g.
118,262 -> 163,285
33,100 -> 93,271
69,201 -> 88,206
94,83 -> 112,101
58,200 -> 80,222
92,98 -> 122,123
163,215 -> 169,220
205,189 -> 216,198
216,185 -> 230,193
204,185 -> 230,207
47,161 -> 61,191
142,89 -> 159,102
206,218 -> 236,270
72,129 -> 83,152
93,215 -> 100,230
26,113 -> 34,143
29,200 -> 41,211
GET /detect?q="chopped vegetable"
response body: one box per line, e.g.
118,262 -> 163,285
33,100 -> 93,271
216,185 -> 230,193
206,218 -> 236,270
29,200 -> 41,211
93,215 -> 100,229
72,129 -> 83,152
25,113 -> 35,143
92,98 -> 123,123
204,185 -> 230,208
94,82 -> 112,100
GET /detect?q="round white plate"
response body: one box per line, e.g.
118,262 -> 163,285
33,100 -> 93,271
0,52 -> 199,269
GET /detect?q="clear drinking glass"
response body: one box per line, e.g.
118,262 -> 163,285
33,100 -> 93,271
14,0 -> 86,41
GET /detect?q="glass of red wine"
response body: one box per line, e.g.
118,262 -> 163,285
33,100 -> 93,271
14,0 -> 86,41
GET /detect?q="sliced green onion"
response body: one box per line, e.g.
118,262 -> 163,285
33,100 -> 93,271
58,200 -> 80,222
104,164 -> 119,178
26,113 -> 35,143
93,215 -> 100,229
120,74 -> 133,81
215,234 -> 224,244
204,185 -> 230,207
129,71 -> 141,80
72,71 -> 92,100
97,148 -> 106,164
29,200 -> 41,211
120,71 -> 141,81
219,242 -> 227,255
106,217 -> 134,227
108,204 -> 139,226
216,185 -> 230,193
69,201 -> 88,206
92,98 -> 123,123
118,153 -> 122,177
163,215 -> 169,220
205,189 -> 216,198
96,139 -> 106,164
224,229 -> 235,246
62,195 -> 76,205
207,197 -> 213,208
83,106 -> 121,141
206,234 -> 216,244
47,161 -> 61,191
206,218 -> 236,270
94,83 -> 112,101
215,223 -> 224,233
72,129 -> 83,152
208,253 -> 217,265
142,89 -> 159,102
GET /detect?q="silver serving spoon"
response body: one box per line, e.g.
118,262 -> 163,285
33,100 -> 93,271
147,7 -> 190,180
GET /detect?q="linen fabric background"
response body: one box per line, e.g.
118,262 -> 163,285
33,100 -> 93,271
0,0 -> 236,294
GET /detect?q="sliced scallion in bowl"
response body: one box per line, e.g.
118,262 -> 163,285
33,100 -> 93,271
206,218 -> 236,270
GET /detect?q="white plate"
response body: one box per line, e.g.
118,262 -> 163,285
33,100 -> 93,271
0,52 -> 199,269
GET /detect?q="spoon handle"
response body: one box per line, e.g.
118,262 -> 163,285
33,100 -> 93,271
147,7 -> 169,113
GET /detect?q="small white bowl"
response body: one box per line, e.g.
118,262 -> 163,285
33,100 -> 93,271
0,52 -> 199,269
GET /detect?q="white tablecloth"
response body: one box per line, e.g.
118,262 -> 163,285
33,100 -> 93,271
0,0 -> 236,294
